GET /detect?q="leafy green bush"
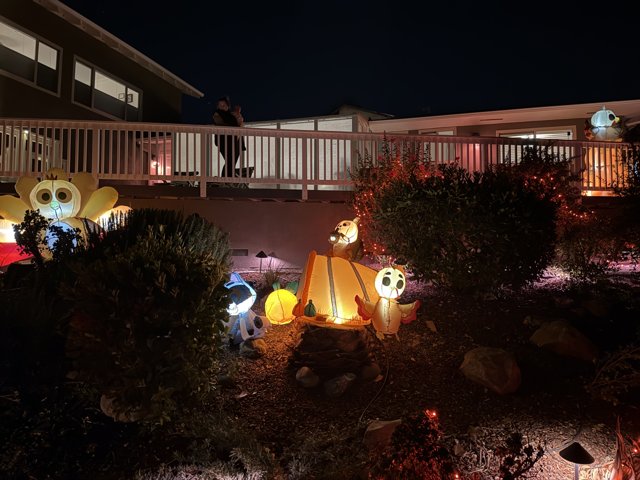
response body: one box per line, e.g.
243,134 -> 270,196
353,145 -> 558,293
63,209 -> 230,428
369,409 -> 457,479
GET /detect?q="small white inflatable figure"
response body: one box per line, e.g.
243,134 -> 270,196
355,266 -> 421,340
328,216 -> 363,261
589,106 -> 623,142
224,272 -> 270,346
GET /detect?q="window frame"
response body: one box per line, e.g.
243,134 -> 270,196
72,56 -> 143,121
0,15 -> 62,97
496,125 -> 576,140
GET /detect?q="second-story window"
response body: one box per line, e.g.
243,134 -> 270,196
73,59 -> 141,121
0,18 -> 60,94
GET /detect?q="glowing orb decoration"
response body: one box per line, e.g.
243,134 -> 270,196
328,217 -> 362,261
591,106 -> 618,128
264,288 -> 297,325
355,265 -> 421,339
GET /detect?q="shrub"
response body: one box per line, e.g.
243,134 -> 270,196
369,409 -> 458,479
588,345 -> 640,406
352,143 -> 558,293
62,209 -> 231,428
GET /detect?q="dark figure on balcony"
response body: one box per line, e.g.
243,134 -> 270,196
213,96 -> 246,177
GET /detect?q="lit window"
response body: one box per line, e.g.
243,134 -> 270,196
0,18 -> 60,94
73,59 -> 141,120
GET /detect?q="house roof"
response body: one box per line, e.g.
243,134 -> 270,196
33,0 -> 204,98
369,99 -> 640,132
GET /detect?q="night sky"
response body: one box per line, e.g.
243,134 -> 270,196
59,0 -> 638,125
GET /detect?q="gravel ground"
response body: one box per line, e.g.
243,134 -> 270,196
215,266 -> 640,479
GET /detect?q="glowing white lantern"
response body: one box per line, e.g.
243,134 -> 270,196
591,107 -> 618,128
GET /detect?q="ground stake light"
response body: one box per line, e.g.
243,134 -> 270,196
256,250 -> 268,273
559,441 -> 594,480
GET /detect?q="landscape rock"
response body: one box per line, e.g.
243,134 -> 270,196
530,320 -> 598,363
324,373 -> 357,398
459,347 -> 521,395
240,340 -> 260,358
360,363 -> 381,382
100,395 -> 144,423
296,366 -> 320,388
363,419 -> 402,449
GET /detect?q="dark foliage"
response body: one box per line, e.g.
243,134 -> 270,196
62,208 -> 231,428
369,409 -> 458,479
352,143 -> 558,293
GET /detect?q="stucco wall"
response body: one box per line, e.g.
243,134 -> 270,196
120,197 -> 356,270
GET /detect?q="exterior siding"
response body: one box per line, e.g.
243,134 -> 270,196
0,0 -> 182,122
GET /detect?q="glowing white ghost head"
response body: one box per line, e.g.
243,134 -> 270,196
374,266 -> 406,299
29,178 -> 81,220
591,107 -> 619,128
225,272 -> 257,316
329,217 -> 360,246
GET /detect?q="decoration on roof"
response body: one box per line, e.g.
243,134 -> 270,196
585,106 -> 623,142
293,250 -> 379,329
0,169 -> 121,265
327,217 -> 363,261
224,272 -> 270,345
355,265 -> 420,340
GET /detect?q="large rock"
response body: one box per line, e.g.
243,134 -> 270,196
323,373 -> 356,398
363,419 -> 402,450
100,395 -> 144,423
530,320 -> 598,363
460,347 -> 521,395
296,366 -> 320,388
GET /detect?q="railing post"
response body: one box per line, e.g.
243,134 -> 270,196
91,127 -> 100,176
301,137 -> 308,201
200,131 -> 208,198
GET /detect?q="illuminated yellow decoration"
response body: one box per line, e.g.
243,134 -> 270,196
293,250 -> 379,329
327,217 -> 363,261
264,288 -> 297,325
589,106 -> 623,142
355,266 -> 421,340
0,168 -> 119,225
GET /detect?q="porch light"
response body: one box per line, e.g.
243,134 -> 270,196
558,441 -> 594,480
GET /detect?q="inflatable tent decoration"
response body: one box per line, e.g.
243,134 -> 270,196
355,265 -> 421,340
586,106 -> 623,142
0,169 -> 121,265
327,216 -> 363,261
293,250 -> 379,329
224,272 -> 270,345
264,288 -> 297,325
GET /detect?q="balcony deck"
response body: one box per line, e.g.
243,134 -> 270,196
1,118 -> 634,201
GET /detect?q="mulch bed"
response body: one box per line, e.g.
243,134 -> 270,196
218,268 -> 640,479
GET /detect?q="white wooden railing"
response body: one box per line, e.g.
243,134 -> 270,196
0,118 -> 634,199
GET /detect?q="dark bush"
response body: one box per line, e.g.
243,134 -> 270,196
62,208 -> 231,428
353,145 -> 558,293
369,409 -> 457,479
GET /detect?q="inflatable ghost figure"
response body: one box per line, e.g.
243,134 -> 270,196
328,216 -> 363,261
224,272 -> 270,345
355,266 -> 421,340
589,106 -> 623,142
0,169 -> 125,263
